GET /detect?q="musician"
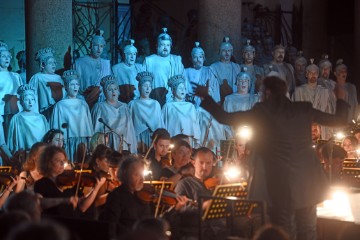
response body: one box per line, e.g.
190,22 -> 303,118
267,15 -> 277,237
147,128 -> 171,180
194,76 -> 349,239
16,142 -> 47,192
160,140 -> 194,186
34,145 -> 105,217
42,129 -> 65,148
174,147 -> 227,239
101,156 -> 187,236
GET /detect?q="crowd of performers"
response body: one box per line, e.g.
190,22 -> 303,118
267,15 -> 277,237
0,27 -> 359,239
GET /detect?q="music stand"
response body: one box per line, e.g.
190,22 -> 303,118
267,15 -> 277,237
143,181 -> 174,216
0,166 -> 12,192
340,167 -> 360,187
198,183 -> 266,239
220,140 -> 235,160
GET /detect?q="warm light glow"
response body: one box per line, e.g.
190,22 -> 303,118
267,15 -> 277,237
237,126 -> 252,140
169,144 -> 174,149
335,132 -> 345,141
143,169 -> 152,177
317,188 -> 354,222
224,166 -> 241,180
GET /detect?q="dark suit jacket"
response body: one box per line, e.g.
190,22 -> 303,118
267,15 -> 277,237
201,95 -> 349,209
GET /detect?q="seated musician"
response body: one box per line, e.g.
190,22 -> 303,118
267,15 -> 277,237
174,147 -> 228,239
16,142 -> 47,192
160,140 -> 194,186
147,128 -> 171,180
101,156 -> 188,236
34,145 -> 105,217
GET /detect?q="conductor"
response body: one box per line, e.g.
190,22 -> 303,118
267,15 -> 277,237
193,76 -> 349,239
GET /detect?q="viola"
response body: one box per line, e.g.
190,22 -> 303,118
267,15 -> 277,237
136,184 -> 196,206
203,177 -> 221,191
55,170 -> 97,188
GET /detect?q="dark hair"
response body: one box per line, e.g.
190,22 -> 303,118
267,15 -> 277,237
172,140 -> 191,153
109,151 -> 123,168
193,147 -> 215,162
37,146 -> 67,177
22,142 -> 48,171
42,129 -> 64,143
118,156 -> 144,183
88,144 -> 112,169
262,76 -> 287,97
152,128 -> 171,143
252,224 -> 289,240
4,190 -> 42,221
171,134 -> 190,144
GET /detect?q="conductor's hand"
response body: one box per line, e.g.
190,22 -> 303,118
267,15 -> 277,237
334,83 -> 346,100
192,81 -> 209,99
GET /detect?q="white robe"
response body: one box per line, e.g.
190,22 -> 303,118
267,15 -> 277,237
51,98 -> 94,161
210,61 -> 241,93
0,71 -> 23,145
112,62 -> 143,99
143,54 -> 184,102
161,101 -> 200,145
74,55 -> 111,101
29,72 -> 65,113
91,101 -> 137,153
7,111 -> 48,152
293,84 -> 335,139
197,107 -> 230,153
223,93 -> 258,113
185,66 -> 220,107
128,98 -> 164,151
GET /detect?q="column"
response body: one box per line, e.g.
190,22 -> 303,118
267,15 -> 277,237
198,0 -> 242,64
25,0 -> 73,81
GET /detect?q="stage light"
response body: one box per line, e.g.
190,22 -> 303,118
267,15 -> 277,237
237,126 -> 252,140
334,132 -> 345,141
224,166 -> 241,180
143,169 -> 152,177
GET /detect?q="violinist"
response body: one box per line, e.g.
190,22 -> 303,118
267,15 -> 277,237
101,156 -> 188,236
174,147 -> 227,240
85,144 -> 113,218
160,140 -> 194,186
33,145 -> 105,217
0,174 -> 19,209
16,142 -> 47,192
147,128 -> 171,180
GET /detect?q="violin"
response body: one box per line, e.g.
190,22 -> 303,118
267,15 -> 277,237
136,184 -> 178,206
55,170 -> 97,189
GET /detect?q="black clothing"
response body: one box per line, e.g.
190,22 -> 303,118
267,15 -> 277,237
101,185 -> 152,235
34,177 -> 75,217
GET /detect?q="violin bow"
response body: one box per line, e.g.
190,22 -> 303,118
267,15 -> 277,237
154,180 -> 165,218
75,143 -> 88,198
144,134 -> 158,161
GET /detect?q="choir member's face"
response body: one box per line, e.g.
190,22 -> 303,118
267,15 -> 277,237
22,94 -> 36,112
306,70 -> 319,84
124,49 -> 137,66
105,83 -> 119,102
335,68 -> 347,82
295,61 -> 306,75
191,52 -> 204,70
140,81 -> 152,99
243,51 -> 255,64
127,162 -> 144,192
51,133 -> 64,148
157,40 -> 171,57
174,83 -> 186,101
220,46 -> 232,62
194,151 -> 213,181
51,152 -> 67,177
96,157 -> 110,173
320,66 -> 331,79
43,57 -> 57,74
236,77 -> 250,94
66,79 -> 80,98
0,50 -> 11,69
91,42 -> 104,59
272,48 -> 285,63
154,139 -> 170,157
